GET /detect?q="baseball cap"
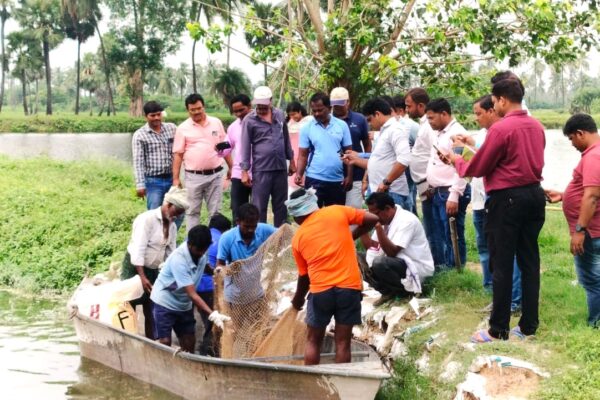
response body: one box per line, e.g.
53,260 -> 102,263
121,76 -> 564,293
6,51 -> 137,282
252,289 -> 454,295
253,86 -> 273,105
330,87 -> 349,106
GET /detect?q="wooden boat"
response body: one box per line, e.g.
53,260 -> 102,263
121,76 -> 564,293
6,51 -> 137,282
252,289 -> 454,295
72,312 -> 391,400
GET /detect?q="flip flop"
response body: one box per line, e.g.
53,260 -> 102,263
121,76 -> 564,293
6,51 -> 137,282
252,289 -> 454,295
470,329 -> 496,343
510,326 -> 535,341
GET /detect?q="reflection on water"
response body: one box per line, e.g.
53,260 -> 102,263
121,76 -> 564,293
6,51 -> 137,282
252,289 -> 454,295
0,290 -> 180,400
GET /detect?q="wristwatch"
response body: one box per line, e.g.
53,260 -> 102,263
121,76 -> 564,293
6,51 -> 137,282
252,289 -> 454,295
575,224 -> 587,233
382,178 -> 392,186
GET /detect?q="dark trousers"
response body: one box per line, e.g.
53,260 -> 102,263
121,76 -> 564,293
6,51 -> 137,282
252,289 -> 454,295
121,252 -> 159,339
230,178 -> 252,222
358,253 -> 411,297
304,176 -> 346,207
487,184 -> 545,338
251,170 -> 288,227
197,291 -> 218,357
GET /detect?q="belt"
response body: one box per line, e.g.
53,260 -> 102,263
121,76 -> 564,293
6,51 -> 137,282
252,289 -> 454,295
185,166 -> 224,175
146,173 -> 171,179
426,186 -> 450,194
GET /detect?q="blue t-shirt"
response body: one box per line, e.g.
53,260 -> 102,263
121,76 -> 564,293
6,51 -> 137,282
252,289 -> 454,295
196,228 -> 222,293
342,110 -> 369,182
217,223 -> 277,304
150,242 -> 206,311
300,116 -> 352,182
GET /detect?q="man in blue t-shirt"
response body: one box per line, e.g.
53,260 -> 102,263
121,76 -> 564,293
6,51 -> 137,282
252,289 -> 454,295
295,92 -> 354,207
195,213 -> 231,356
150,225 -> 230,352
331,87 -> 371,209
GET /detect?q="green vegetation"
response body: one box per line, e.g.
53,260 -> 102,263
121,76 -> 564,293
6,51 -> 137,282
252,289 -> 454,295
0,111 -> 236,133
2,156 -> 600,398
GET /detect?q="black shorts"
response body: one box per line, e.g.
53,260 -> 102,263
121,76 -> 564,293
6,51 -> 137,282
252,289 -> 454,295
306,287 -> 362,328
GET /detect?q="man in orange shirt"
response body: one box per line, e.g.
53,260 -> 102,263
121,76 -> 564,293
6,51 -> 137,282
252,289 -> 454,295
173,94 -> 233,232
287,188 -> 378,365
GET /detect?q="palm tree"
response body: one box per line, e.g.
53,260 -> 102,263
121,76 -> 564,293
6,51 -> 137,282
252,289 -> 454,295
174,62 -> 189,98
14,0 -> 64,115
157,67 -> 176,96
61,0 -> 95,114
244,2 -> 281,82
7,30 -> 43,115
209,65 -> 251,107
0,1 -> 11,112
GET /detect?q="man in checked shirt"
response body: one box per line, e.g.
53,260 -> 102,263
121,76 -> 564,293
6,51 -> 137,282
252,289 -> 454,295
132,101 -> 177,210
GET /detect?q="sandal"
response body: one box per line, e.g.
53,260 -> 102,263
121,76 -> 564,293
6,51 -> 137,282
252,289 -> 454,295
470,329 -> 497,343
510,326 -> 535,341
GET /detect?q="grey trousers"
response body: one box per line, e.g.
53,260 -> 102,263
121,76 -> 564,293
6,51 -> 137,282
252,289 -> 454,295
185,170 -> 223,232
251,170 -> 288,227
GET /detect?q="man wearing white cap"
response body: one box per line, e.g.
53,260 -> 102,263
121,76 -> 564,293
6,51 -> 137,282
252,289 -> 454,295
240,86 -> 296,226
330,87 -> 371,209
121,186 -> 189,338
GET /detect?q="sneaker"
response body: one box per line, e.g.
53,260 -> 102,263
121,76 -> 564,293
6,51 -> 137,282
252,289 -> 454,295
373,294 -> 394,307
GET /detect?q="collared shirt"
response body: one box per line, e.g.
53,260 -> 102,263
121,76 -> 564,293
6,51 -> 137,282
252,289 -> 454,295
300,115 -> 353,182
426,118 -> 468,202
223,118 -> 246,180
367,117 -> 411,195
240,108 -> 293,173
455,110 -> 545,192
217,223 -> 277,304
173,116 -> 226,171
132,122 -> 176,189
126,207 -> 177,269
401,116 -> 420,148
563,141 -> 600,237
366,206 -> 434,280
342,110 -> 369,181
150,243 -> 207,311
409,115 -> 435,197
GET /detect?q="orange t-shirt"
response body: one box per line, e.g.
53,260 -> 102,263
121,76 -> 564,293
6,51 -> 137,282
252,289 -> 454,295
292,206 -> 365,293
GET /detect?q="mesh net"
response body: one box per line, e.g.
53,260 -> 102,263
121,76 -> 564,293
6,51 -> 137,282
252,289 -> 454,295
213,224 -> 306,360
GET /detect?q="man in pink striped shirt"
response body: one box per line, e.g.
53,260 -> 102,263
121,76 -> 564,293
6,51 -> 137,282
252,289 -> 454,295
444,79 -> 546,342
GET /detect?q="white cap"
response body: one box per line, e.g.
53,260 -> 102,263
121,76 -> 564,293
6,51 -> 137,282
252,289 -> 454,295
253,86 -> 273,105
330,87 -> 349,106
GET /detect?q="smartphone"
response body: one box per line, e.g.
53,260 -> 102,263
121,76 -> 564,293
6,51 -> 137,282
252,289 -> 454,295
339,149 -> 345,158
432,144 -> 443,154
215,141 -> 232,151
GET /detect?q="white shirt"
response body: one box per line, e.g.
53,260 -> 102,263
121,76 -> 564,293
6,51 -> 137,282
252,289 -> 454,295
471,128 -> 488,210
366,206 -> 434,286
409,115 -> 434,197
425,118 -> 468,203
367,117 -> 411,195
127,207 -> 177,269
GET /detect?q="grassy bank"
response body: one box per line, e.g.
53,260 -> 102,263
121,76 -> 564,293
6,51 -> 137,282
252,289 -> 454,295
0,111 -> 236,133
2,156 -> 599,398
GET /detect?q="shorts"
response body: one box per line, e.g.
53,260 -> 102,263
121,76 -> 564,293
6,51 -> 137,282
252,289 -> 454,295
305,287 -> 362,328
152,303 -> 196,339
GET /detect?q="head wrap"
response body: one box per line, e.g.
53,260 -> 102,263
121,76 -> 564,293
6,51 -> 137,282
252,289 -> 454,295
285,188 -> 319,217
164,186 -> 189,210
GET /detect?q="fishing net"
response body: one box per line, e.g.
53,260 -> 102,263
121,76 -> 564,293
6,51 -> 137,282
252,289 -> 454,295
213,224 -> 306,360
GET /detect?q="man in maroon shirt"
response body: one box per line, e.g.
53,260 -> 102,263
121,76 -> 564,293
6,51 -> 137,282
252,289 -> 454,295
444,79 -> 546,341
546,114 -> 600,327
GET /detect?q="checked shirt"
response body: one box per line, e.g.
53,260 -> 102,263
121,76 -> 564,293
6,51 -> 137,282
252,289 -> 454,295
132,122 -> 177,189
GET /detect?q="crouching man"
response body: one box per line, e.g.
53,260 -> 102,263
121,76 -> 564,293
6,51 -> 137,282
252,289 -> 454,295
360,192 -> 434,306
287,188 -> 379,365
150,225 -> 231,352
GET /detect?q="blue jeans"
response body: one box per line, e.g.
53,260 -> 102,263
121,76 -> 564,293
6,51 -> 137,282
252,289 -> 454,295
574,236 -> 600,327
474,208 -> 522,308
423,185 -> 470,267
145,176 -> 172,209
388,192 -> 412,212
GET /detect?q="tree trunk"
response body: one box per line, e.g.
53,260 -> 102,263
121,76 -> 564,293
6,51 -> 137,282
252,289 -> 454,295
75,39 -> 81,114
192,39 -> 198,92
34,79 -> 39,114
0,9 -> 7,113
95,22 -> 115,116
43,36 -> 52,115
89,91 -> 93,116
128,68 -> 144,116
226,1 -> 232,67
264,63 -> 267,82
20,70 -> 28,115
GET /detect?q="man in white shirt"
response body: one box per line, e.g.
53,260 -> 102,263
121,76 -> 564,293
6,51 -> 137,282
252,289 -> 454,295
423,98 -> 470,268
359,192 -> 434,306
121,186 -> 189,338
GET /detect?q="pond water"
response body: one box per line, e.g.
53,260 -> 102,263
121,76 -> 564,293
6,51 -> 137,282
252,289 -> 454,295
0,129 -> 582,190
0,290 -> 180,400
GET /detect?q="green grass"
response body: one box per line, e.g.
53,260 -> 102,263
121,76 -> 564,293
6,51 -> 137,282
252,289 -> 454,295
1,156 -> 599,398
0,111 -> 236,133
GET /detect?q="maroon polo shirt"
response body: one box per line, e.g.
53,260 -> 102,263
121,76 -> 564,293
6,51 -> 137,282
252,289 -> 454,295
454,110 -> 545,192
